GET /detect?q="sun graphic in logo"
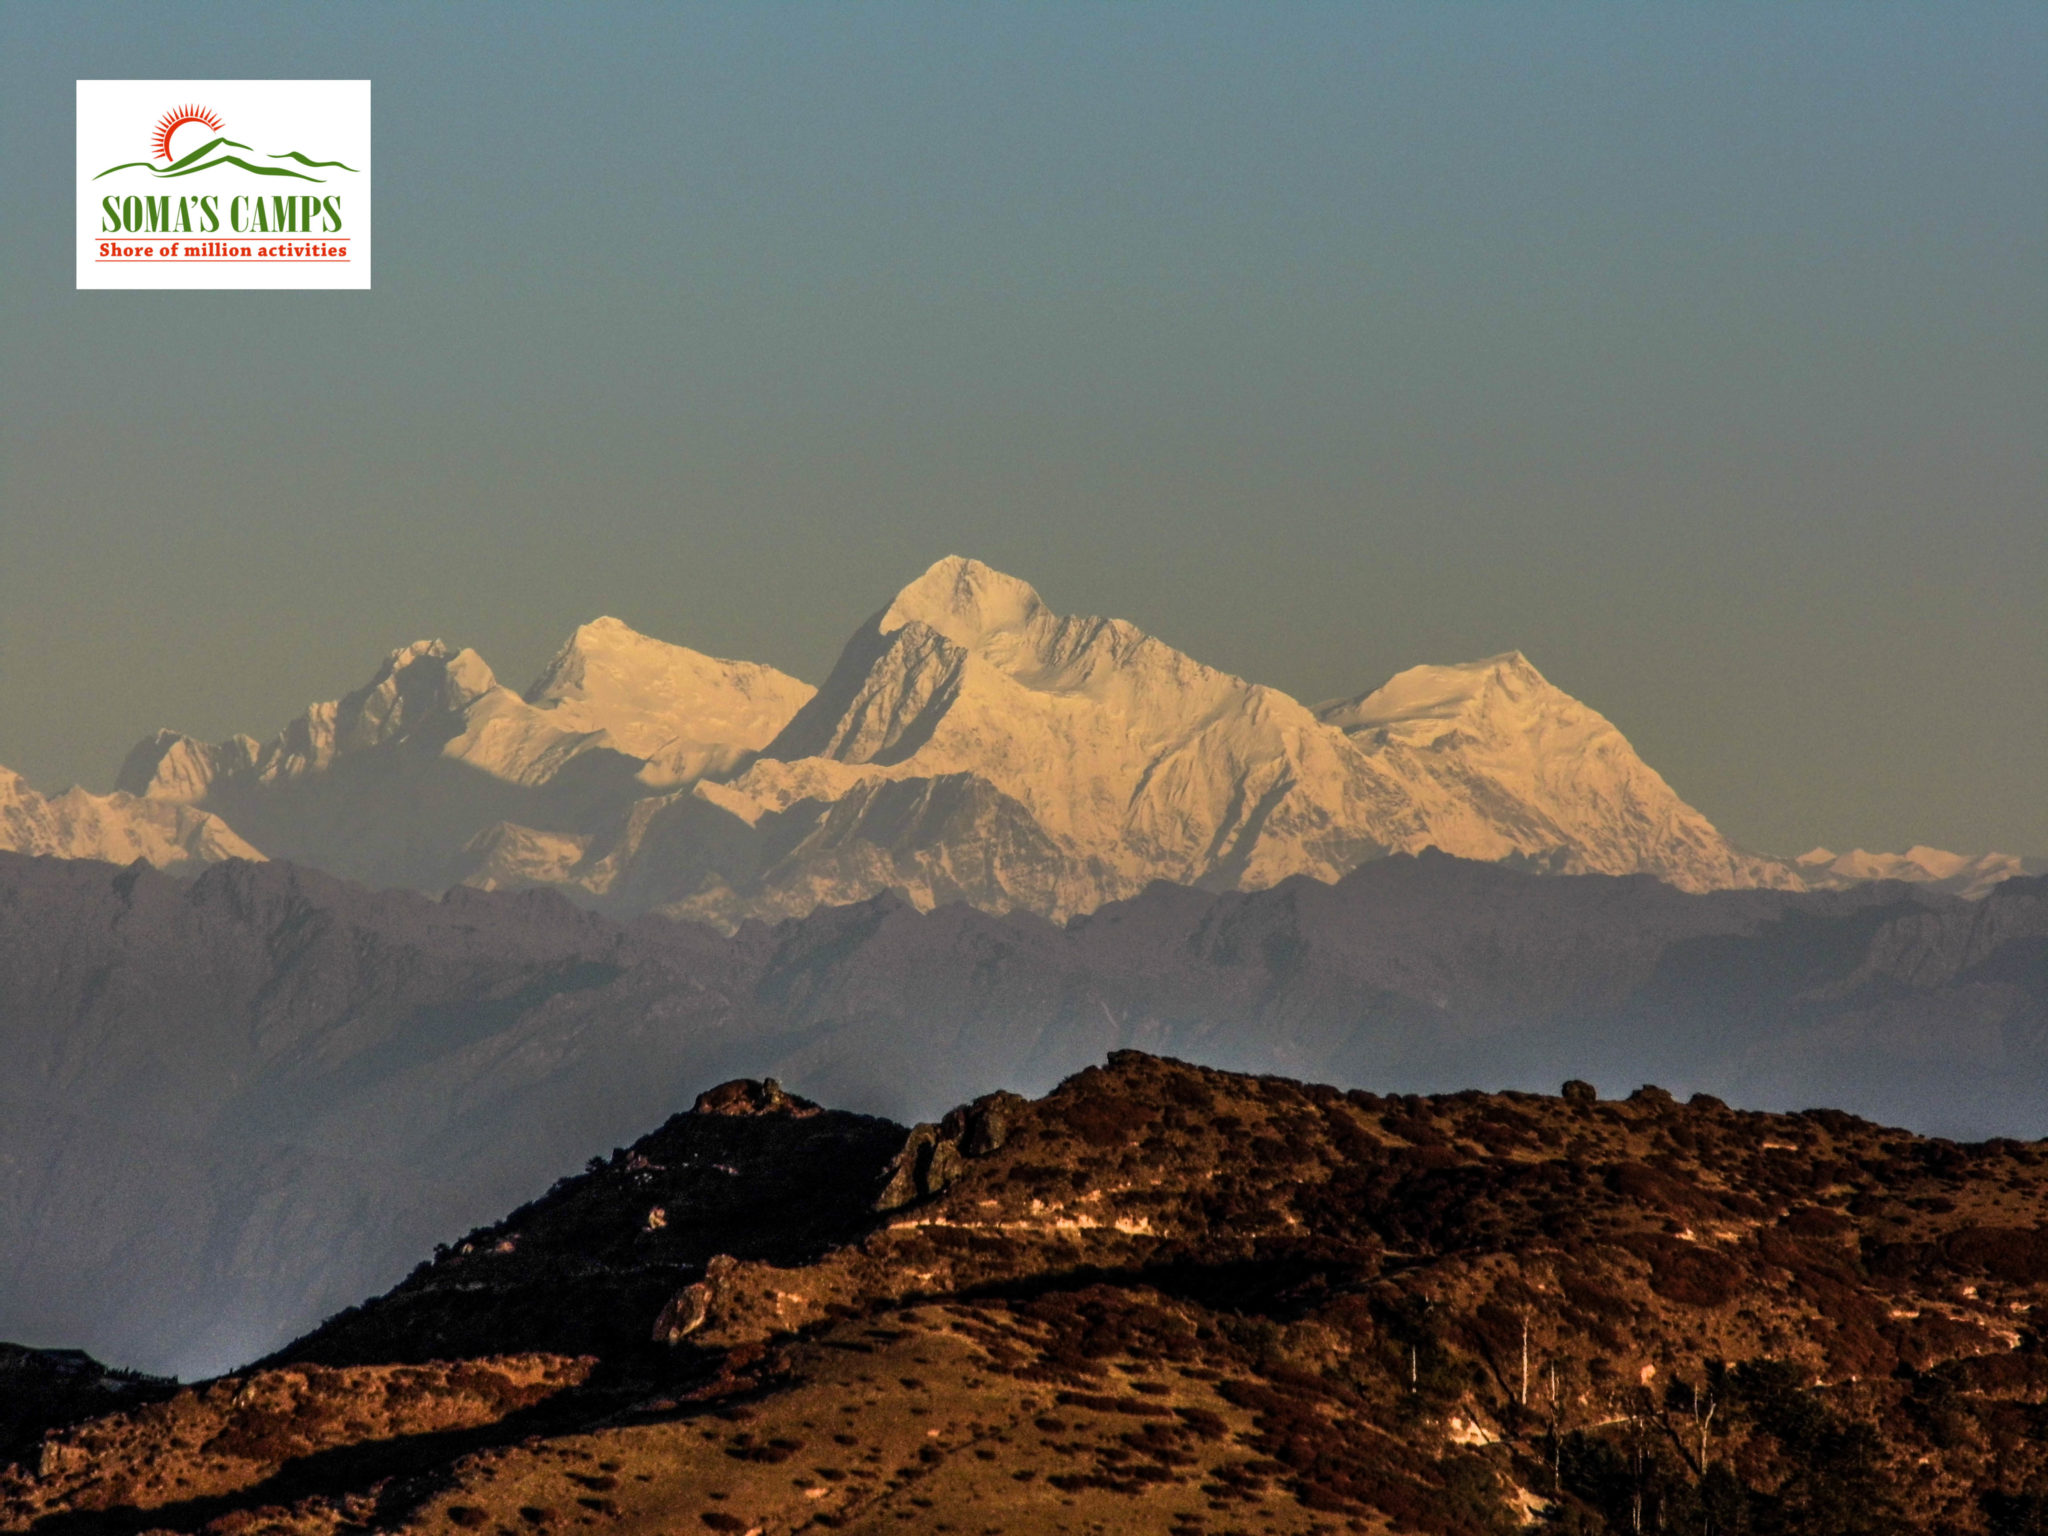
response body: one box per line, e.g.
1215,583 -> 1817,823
152,104 -> 224,163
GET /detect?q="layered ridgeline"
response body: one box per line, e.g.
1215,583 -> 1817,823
0,557 -> 1885,926
3,848 -> 2043,1380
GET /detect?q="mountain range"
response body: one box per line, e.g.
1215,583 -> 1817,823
1794,844 -> 2034,902
1,557 -> 2028,924
0,765 -> 257,871
3,846 -> 2043,1381
5,556 -> 2039,1387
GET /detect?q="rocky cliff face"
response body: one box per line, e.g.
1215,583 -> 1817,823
13,1052 -> 2048,1534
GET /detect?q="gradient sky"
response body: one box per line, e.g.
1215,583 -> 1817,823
2,3 -> 2042,858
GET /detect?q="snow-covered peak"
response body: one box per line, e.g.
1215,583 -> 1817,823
752,555 -> 1352,898
1317,652 -> 1553,734
114,637 -> 596,803
0,762 -> 262,871
389,639 -> 449,668
880,556 -> 1050,650
1816,847 -> 1955,882
1902,846 -> 1975,881
1794,845 -> 2024,898
1315,651 -> 1797,893
869,556 -> 1238,707
336,640 -> 500,753
1,763 -> 41,808
117,729 -> 260,803
525,616 -> 814,784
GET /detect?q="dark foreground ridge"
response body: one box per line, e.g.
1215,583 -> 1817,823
0,1348 -> 176,1474
10,1053 -> 2048,1533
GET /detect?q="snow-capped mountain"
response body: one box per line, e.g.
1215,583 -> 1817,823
521,558 -> 1798,922
0,764 -> 260,870
77,553 -> 2005,922
1794,845 -> 2033,902
630,556 -> 1412,918
119,640 -> 605,800
523,616 -> 816,787
1317,651 -> 1797,891
114,629 -> 813,892
115,641 -> 635,890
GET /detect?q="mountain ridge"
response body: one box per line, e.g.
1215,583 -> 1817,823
14,1051 -> 2048,1533
2,846 -> 2042,1379
3,557 -> 2027,920
0,765 -> 259,871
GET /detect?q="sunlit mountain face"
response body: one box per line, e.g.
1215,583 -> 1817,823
30,556 -> 2025,934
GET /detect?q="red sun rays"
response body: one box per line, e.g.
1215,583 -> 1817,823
152,104 -> 224,163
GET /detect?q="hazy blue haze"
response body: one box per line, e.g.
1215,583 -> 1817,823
2,3 -> 2041,856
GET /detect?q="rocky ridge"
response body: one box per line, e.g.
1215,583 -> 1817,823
13,1053 -> 2048,1533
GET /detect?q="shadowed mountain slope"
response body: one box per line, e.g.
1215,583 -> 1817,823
2,852 -> 2043,1381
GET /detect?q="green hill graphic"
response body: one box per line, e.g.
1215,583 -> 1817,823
265,150 -> 357,171
96,136 -> 359,183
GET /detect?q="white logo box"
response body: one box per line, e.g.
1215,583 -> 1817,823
77,80 -> 371,290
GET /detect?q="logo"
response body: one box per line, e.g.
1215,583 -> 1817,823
77,81 -> 371,290
95,102 -> 357,184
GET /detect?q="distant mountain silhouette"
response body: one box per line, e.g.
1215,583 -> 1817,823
262,150 -> 357,171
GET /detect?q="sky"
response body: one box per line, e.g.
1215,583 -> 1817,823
2,2 -> 2042,859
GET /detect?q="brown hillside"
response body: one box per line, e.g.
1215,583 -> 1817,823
9,1053 -> 2048,1534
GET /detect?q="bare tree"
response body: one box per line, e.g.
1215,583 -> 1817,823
1546,1355 -> 1566,1494
1521,1310 -> 1530,1408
